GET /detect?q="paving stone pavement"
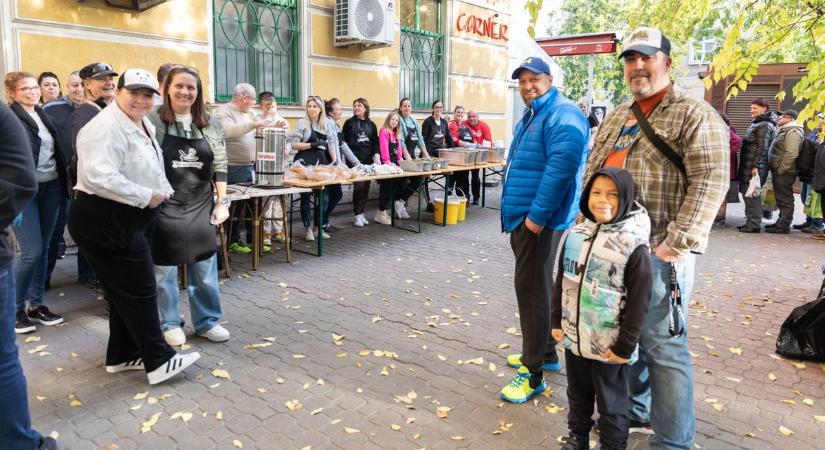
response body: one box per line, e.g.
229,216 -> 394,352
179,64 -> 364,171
20,191 -> 825,450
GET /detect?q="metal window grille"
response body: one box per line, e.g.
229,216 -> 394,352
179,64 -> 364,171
213,0 -> 299,103
399,0 -> 444,109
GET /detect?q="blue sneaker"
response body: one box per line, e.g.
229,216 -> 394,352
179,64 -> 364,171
506,353 -> 561,371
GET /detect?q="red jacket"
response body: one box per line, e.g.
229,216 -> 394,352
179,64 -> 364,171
463,120 -> 492,145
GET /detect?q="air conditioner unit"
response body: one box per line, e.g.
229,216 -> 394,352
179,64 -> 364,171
334,0 -> 395,48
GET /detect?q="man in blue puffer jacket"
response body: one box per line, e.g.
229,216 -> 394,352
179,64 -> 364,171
499,56 -> 590,404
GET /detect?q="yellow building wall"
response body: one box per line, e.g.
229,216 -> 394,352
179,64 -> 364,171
450,41 -> 507,79
16,0 -> 209,42
312,65 -> 399,110
18,33 -> 211,99
310,0 -> 335,8
310,14 -> 400,66
450,78 -> 507,115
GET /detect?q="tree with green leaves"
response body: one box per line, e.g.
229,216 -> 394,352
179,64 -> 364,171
524,0 -> 822,124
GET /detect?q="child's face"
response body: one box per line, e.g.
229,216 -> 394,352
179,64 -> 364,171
261,100 -> 275,115
588,175 -> 620,223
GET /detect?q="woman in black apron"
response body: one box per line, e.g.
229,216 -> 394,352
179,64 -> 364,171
449,106 -> 475,199
149,66 -> 230,346
421,100 -> 455,211
288,96 -> 337,241
342,97 -> 380,227
68,69 -> 199,385
324,98 -> 361,233
375,111 -> 414,224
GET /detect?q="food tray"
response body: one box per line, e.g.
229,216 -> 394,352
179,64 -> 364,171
487,147 -> 506,162
400,159 -> 428,172
438,149 -> 478,166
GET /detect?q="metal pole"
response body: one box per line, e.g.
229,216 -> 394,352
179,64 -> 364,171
587,54 -> 595,105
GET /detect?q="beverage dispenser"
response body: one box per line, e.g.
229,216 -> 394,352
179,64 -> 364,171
254,127 -> 286,187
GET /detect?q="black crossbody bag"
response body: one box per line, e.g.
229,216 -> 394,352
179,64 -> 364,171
630,102 -> 687,176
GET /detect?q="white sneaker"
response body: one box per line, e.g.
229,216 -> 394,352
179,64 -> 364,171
198,324 -> 230,342
353,215 -> 364,227
147,352 -> 200,385
305,229 -> 315,241
163,327 -> 186,346
394,200 -> 411,219
374,210 -> 391,225
358,214 -> 369,225
106,357 -> 144,373
320,229 -> 330,239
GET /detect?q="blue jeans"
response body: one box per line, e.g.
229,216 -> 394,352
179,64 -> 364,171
14,179 -> 61,311
323,185 -> 343,227
156,255 -> 222,334
227,165 -> 254,244
629,254 -> 695,449
0,266 -> 44,449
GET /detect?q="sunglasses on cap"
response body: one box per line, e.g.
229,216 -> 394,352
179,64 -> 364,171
80,63 -> 118,80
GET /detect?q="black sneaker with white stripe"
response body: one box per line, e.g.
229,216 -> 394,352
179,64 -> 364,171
147,352 -> 200,385
106,357 -> 144,373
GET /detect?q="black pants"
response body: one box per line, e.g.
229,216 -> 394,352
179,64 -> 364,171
470,169 -> 481,201
771,170 -> 797,227
453,171 -> 470,199
739,171 -> 767,228
300,193 -> 320,228
67,193 -> 176,372
566,352 -> 630,449
509,223 -> 562,373
323,184 -> 343,227
352,180 -> 371,215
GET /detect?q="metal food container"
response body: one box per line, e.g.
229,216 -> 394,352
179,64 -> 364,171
254,127 -> 286,187
420,161 -> 434,171
487,146 -> 507,162
434,158 -> 450,169
438,149 -> 477,166
473,149 -> 490,164
400,159 -> 427,172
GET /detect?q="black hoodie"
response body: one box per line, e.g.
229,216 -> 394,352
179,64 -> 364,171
0,103 -> 38,266
551,167 -> 652,359
580,167 -> 637,224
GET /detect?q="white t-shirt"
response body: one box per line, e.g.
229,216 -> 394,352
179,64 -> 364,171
28,111 -> 58,183
175,113 -> 194,138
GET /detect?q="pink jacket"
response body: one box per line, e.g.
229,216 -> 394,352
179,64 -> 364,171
379,127 -> 402,165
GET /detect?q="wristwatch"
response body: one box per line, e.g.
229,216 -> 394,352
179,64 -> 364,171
218,196 -> 230,207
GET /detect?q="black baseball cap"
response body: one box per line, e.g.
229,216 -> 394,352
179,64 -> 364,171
779,109 -> 799,120
79,62 -> 118,80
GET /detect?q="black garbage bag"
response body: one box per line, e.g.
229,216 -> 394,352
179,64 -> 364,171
776,293 -> 825,361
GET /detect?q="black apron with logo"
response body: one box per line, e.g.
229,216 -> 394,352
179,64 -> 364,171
294,129 -> 329,166
425,118 -> 448,152
388,139 -> 399,165
457,123 -> 473,144
404,120 -> 420,157
348,119 -> 375,164
151,126 -> 216,266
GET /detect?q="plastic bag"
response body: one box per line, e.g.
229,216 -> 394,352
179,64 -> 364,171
804,191 -> 823,219
744,175 -> 761,198
775,294 -> 825,361
286,161 -> 307,180
303,164 -> 337,182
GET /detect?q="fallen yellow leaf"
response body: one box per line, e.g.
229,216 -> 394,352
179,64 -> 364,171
343,427 -> 360,434
498,343 -> 510,349
729,347 -> 742,356
436,406 -> 452,418
779,425 -> 793,437
792,362 -> 807,370
233,439 -> 243,448
216,411 -> 223,420
212,368 -> 231,379
804,398 -> 814,406
141,413 -> 162,433
768,372 -> 778,381
450,436 -> 465,441
390,424 -> 401,431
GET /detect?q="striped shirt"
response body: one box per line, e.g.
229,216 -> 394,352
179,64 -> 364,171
583,84 -> 730,256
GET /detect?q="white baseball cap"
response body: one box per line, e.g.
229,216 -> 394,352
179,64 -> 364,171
117,68 -> 160,95
620,27 -> 672,58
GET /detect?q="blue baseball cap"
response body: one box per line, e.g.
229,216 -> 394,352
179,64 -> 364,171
511,57 -> 551,79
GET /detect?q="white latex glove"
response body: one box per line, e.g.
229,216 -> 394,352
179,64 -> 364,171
211,203 -> 229,225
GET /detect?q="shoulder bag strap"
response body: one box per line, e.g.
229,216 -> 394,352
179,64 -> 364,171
630,102 -> 687,176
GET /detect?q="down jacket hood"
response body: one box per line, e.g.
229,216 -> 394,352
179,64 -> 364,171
580,167 -> 637,224
753,111 -> 779,127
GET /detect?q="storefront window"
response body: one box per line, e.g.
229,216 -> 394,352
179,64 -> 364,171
400,0 -> 444,108
213,0 -> 299,103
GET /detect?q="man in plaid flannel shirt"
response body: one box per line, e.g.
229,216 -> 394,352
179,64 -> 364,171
582,27 -> 729,448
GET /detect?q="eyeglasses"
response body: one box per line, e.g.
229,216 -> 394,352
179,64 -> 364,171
433,105 -> 443,109
17,85 -> 40,93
